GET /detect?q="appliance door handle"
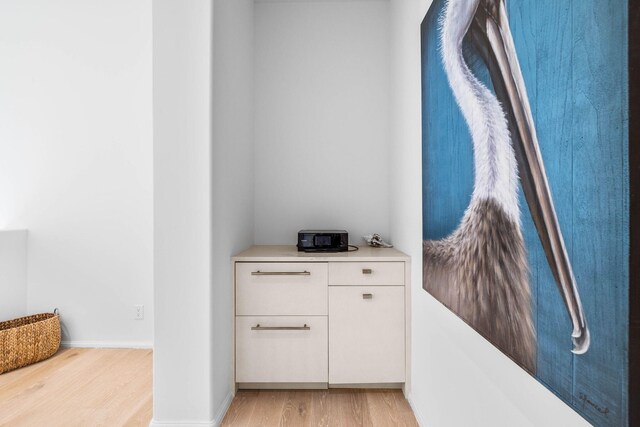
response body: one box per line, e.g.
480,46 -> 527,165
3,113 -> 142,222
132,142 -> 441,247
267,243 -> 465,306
251,324 -> 310,331
362,268 -> 372,274
251,271 -> 311,276
362,293 -> 373,299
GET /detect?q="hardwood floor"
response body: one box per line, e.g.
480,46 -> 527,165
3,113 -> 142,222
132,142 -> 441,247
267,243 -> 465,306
221,389 -> 419,427
0,348 -> 418,426
0,348 -> 152,427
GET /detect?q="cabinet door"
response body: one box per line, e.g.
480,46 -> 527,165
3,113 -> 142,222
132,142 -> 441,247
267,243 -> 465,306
236,262 -> 328,315
329,262 -> 404,286
236,316 -> 328,384
329,286 -> 405,384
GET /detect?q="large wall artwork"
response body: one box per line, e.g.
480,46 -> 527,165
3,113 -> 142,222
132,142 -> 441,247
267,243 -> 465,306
421,0 -> 633,426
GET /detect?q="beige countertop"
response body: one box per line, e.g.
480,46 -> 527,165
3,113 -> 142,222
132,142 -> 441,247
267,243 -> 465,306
232,245 -> 410,262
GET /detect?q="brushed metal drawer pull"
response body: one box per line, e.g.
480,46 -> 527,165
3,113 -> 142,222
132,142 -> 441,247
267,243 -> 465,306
362,293 -> 373,299
362,268 -> 372,274
251,271 -> 311,276
251,324 -> 310,331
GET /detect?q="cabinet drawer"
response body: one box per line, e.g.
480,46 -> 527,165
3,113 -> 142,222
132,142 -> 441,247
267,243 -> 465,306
236,262 -> 328,315
236,316 -> 328,383
329,286 -> 404,384
328,262 -> 404,286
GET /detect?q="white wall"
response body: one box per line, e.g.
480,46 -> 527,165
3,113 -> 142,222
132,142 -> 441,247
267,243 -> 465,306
388,0 -> 589,425
254,0 -> 391,245
212,0 -> 255,420
153,0 -> 255,425
0,0 -> 153,346
152,0 -> 214,424
0,230 -> 28,320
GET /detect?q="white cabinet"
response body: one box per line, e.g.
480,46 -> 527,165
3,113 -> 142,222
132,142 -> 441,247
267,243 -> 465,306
233,245 -> 410,389
328,261 -> 404,286
236,262 -> 328,315
328,286 -> 405,384
236,315 -> 328,384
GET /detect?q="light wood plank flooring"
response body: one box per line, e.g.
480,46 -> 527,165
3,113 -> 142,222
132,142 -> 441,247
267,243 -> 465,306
221,389 -> 419,427
0,349 -> 418,427
0,348 -> 152,427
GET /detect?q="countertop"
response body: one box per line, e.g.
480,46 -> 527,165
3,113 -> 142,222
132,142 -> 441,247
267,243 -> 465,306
232,245 -> 410,262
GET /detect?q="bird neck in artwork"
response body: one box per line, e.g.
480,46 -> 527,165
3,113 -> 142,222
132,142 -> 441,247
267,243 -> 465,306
440,0 -> 520,224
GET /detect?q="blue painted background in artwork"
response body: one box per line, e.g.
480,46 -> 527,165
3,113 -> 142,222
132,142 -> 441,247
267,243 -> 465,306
421,1 -> 629,426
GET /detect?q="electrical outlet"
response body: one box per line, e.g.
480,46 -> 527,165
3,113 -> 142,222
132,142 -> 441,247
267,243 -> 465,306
135,304 -> 144,320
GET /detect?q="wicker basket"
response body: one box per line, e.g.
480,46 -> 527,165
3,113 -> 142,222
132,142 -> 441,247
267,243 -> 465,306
0,309 -> 61,374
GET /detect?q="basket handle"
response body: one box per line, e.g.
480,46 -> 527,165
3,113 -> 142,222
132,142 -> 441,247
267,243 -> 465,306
53,308 -> 59,316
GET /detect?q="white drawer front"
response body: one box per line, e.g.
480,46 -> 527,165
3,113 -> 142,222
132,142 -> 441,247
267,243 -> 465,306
328,262 -> 404,286
236,262 -> 328,315
329,286 -> 404,384
236,316 -> 328,383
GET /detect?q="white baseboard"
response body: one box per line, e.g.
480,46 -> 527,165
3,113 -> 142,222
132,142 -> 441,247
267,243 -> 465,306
147,391 -> 233,427
61,340 -> 153,349
406,393 -> 426,427
213,391 -> 234,426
